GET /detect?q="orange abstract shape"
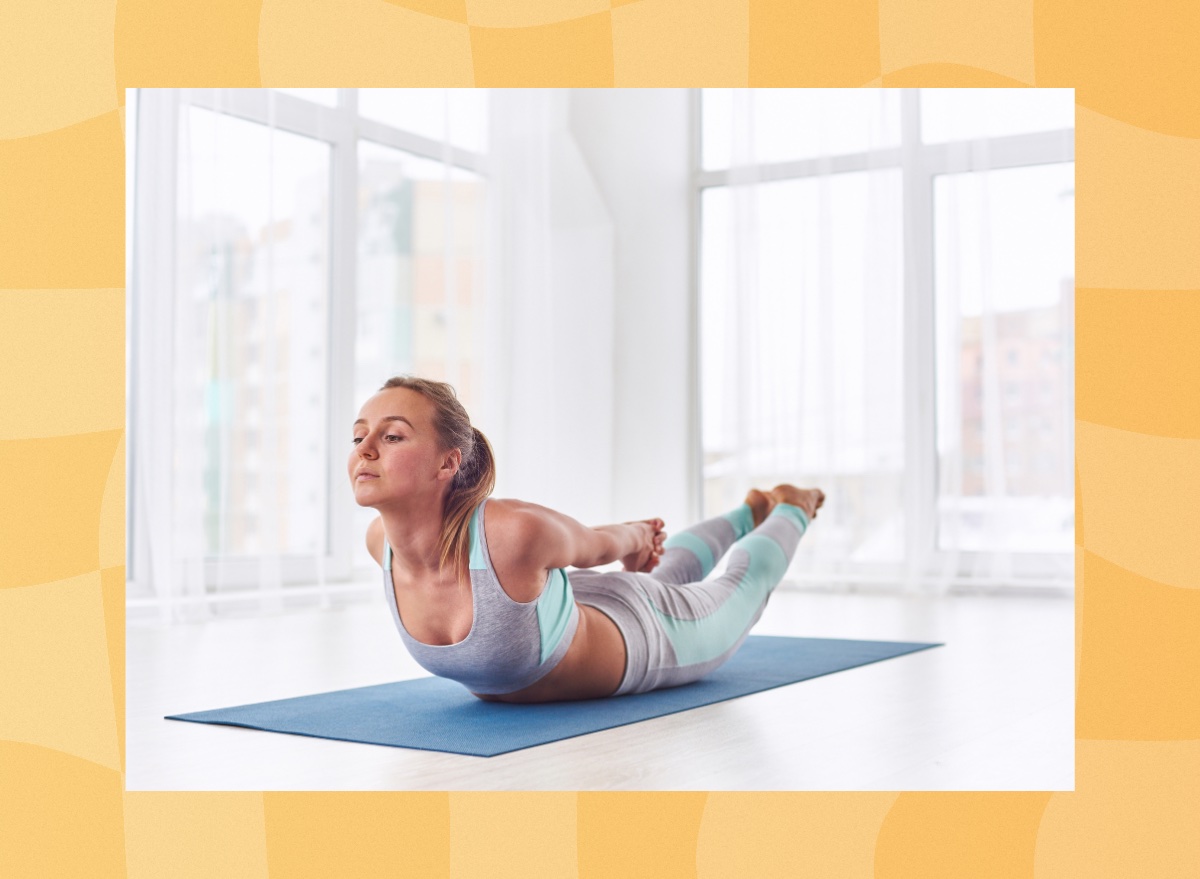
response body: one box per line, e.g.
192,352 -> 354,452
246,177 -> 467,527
1035,741 -> 1200,878
1073,517 -> 1083,696
612,0 -> 748,86
466,0 -> 608,28
1076,420 -> 1200,589
449,793 -> 578,877
0,576 -> 118,767
1075,462 -> 1084,548
698,792 -> 899,879
0,573 -> 121,771
115,0 -> 262,87
0,290 -> 124,440
0,0 -> 119,139
749,0 -> 880,86
1076,290 -> 1200,439
124,792 -> 270,879
100,432 -> 125,569
0,112 -> 124,289
578,792 -> 707,879
874,792 -> 1053,879
259,0 -> 473,85
1076,549 -> 1200,740
1075,106 -> 1200,289
385,0 -> 467,24
880,63 -> 1033,87
263,792 -> 451,878
879,0 -> 1034,85
100,565 -> 125,772
471,12 -> 615,86
0,741 -> 125,876
0,430 -> 122,590
1034,0 -> 1200,137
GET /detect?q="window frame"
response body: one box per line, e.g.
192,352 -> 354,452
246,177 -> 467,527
690,88 -> 1075,590
127,88 -> 489,603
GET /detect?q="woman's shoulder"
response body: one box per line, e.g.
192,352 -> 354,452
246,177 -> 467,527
478,498 -> 557,596
479,497 -> 533,546
481,497 -> 559,545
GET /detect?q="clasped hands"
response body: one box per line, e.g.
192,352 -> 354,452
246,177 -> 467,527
619,518 -> 667,573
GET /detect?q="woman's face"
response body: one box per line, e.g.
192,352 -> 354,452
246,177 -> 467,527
348,387 -> 457,508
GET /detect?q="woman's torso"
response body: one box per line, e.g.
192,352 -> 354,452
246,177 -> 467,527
384,498 -> 626,701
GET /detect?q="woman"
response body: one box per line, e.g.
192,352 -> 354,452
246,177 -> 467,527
351,376 -> 825,703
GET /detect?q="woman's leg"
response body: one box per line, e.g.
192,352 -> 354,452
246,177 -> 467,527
622,501 -> 812,694
652,502 -> 758,586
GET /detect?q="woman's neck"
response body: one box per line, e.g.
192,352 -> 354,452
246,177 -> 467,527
379,494 -> 453,582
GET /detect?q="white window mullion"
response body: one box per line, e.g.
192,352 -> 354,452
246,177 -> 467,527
900,88 -> 939,588
357,116 -> 487,175
325,88 -> 359,584
925,129 -> 1074,176
186,88 -> 343,144
695,147 -> 904,189
687,88 -> 704,526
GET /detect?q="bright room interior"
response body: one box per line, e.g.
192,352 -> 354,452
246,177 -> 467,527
126,87 -> 1076,791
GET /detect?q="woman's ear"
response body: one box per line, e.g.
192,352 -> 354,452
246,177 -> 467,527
440,448 -> 463,480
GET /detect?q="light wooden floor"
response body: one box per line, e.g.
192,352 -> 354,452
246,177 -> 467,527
127,584 -> 1074,791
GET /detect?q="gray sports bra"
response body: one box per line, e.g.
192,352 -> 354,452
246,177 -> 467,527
382,497 -> 581,695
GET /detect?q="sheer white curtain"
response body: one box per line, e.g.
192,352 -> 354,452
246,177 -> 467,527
130,89 -> 341,622
701,88 -> 1073,592
705,89 -> 906,587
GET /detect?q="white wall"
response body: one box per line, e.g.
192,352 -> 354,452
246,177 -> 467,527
569,89 -> 696,532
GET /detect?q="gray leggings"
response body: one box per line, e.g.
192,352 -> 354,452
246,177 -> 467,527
568,502 -> 809,696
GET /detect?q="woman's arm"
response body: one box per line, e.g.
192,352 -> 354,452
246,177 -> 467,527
500,500 -> 657,571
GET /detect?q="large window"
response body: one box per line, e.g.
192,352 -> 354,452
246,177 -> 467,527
697,89 -> 1074,589
182,105 -> 333,559
934,161 -> 1074,554
127,89 -> 489,609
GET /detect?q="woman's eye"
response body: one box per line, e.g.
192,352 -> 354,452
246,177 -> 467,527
351,437 -> 363,444
385,434 -> 401,442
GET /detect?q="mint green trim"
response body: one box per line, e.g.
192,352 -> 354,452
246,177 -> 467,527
663,531 -> 715,578
648,533 -> 788,666
722,503 -> 756,539
536,568 -> 576,664
468,501 -> 487,570
770,502 -> 809,534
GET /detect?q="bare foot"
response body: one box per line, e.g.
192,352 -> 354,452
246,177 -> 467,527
769,484 -> 825,520
743,488 -> 778,528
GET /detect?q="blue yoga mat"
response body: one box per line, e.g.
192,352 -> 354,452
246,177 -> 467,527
167,635 -> 940,757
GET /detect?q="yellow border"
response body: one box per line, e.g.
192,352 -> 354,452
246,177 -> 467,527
3,0 -> 1199,875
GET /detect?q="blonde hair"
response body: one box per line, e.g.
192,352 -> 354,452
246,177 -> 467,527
379,376 -> 496,579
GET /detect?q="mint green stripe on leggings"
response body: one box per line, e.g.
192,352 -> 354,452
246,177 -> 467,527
568,501 -> 810,696
649,502 -> 808,662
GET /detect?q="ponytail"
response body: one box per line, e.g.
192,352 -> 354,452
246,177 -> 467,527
438,425 -> 496,577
